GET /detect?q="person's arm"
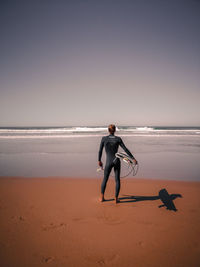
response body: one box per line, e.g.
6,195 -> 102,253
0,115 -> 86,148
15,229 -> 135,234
98,137 -> 104,166
119,137 -> 137,163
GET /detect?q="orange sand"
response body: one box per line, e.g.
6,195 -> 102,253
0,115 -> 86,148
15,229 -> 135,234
0,177 -> 200,267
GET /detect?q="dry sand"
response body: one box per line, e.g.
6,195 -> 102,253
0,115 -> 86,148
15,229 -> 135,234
0,177 -> 200,267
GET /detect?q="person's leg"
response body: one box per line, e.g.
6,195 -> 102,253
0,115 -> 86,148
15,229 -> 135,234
100,163 -> 112,201
114,160 -> 121,203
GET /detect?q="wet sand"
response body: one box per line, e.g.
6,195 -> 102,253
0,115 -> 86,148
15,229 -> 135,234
0,177 -> 200,267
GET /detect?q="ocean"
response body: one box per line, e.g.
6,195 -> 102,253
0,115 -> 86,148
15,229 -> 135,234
0,126 -> 199,181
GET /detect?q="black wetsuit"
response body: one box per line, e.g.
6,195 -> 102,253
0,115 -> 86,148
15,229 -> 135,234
98,134 -> 135,197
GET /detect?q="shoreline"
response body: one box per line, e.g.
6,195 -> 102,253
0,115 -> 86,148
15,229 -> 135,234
1,176 -> 200,183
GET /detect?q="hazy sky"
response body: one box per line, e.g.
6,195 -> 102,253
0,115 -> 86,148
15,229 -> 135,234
1,0 -> 200,126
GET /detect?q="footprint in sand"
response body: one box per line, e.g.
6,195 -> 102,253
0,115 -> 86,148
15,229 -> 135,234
72,215 -> 124,225
42,222 -> 67,231
93,254 -> 119,265
97,259 -> 105,265
137,241 -> 145,247
72,217 -> 88,223
19,216 -> 25,221
97,214 -> 124,225
11,215 -> 25,222
85,253 -> 119,266
42,256 -> 55,263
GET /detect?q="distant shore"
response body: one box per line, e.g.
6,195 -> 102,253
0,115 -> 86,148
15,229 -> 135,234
0,177 -> 200,267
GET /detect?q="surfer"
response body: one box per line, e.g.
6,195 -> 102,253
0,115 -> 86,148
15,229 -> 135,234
98,124 -> 137,203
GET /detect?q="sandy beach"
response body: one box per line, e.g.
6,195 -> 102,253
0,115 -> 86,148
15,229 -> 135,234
0,177 -> 200,267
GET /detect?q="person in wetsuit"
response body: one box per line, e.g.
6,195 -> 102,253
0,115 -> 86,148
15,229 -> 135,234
98,124 -> 137,203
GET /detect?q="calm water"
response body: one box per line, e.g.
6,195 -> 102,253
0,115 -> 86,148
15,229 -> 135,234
0,126 -> 199,181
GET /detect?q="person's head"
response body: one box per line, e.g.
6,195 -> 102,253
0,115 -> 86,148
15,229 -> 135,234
108,124 -> 116,135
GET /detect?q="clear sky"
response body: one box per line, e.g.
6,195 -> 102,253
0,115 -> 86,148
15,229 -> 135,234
0,0 -> 200,126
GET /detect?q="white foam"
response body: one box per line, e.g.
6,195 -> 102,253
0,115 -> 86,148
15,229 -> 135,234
136,127 -> 154,131
74,127 -> 107,132
0,128 -> 69,133
0,127 -> 108,134
0,134 -> 102,139
122,127 -> 154,132
0,126 -> 199,139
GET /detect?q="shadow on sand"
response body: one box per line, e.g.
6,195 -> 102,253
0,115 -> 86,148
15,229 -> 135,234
116,188 -> 182,211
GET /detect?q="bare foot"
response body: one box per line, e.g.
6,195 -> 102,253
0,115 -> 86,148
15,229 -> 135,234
99,194 -> 105,202
115,198 -> 120,204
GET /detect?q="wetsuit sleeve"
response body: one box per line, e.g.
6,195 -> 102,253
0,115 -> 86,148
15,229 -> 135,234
119,138 -> 135,159
98,137 -> 104,161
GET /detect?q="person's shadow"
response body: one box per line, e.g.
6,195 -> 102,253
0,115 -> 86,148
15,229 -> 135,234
118,188 -> 182,211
